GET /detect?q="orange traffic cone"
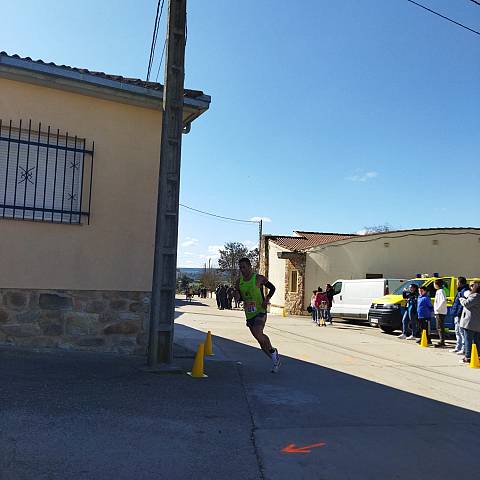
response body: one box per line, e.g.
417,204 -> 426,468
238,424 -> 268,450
187,343 -> 208,378
470,344 -> 480,369
419,329 -> 428,348
205,331 -> 214,356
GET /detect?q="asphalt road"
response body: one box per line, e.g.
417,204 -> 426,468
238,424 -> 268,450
1,296 -> 479,479
176,296 -> 480,480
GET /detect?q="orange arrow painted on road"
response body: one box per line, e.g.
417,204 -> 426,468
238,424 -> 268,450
281,442 -> 326,453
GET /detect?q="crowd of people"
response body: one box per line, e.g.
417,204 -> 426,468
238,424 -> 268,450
308,284 -> 335,326
203,275 -> 480,366
215,284 -> 239,310
398,277 -> 480,364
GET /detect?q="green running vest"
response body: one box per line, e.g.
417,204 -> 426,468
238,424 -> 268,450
239,273 -> 266,320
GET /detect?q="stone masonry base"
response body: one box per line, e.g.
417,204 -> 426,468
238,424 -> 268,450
0,289 -> 150,354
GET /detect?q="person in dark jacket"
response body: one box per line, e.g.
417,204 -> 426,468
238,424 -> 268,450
226,286 -> 234,309
215,285 -> 221,308
399,283 -> 419,339
325,284 -> 334,325
450,277 -> 469,354
416,285 -> 433,345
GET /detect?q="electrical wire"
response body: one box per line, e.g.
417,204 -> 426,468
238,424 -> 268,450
146,0 -> 166,81
468,0 -> 480,6
154,38 -> 167,82
146,0 -> 161,81
405,0 -> 480,36
180,203 -> 260,224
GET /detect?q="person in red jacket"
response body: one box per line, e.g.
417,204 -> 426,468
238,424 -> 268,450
315,288 -> 329,326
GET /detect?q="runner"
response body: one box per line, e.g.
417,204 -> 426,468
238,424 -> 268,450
234,257 -> 281,373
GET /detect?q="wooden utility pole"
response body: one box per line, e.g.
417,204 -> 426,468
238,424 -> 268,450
258,219 -> 263,270
148,0 -> 187,368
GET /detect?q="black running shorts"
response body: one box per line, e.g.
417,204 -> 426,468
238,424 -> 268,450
246,313 -> 267,329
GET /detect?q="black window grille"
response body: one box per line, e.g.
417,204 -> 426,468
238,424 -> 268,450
0,119 -> 94,224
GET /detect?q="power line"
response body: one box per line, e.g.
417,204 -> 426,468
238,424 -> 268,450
405,0 -> 480,36
146,0 -> 161,81
154,38 -> 167,82
469,0 -> 480,6
146,0 -> 166,81
179,203 -> 260,224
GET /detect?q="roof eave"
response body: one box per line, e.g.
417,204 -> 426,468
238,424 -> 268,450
0,55 -> 211,124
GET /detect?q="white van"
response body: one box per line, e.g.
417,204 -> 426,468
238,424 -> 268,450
330,279 -> 405,321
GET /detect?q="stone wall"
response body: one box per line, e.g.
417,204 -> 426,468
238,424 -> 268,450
284,253 -> 306,315
0,289 -> 150,354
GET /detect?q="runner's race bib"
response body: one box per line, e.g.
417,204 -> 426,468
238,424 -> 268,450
245,301 -> 257,313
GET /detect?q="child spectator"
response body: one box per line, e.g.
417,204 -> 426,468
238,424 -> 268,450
309,290 -> 318,324
315,287 -> 329,326
416,285 -> 433,345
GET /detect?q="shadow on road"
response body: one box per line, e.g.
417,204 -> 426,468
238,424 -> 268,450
175,297 -> 209,307
1,321 -> 479,480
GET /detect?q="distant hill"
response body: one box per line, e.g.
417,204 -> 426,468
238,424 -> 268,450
177,267 -> 228,282
176,268 -> 204,280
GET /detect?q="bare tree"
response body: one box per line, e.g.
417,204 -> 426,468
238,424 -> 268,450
248,247 -> 259,271
199,269 -> 222,293
218,242 -> 257,284
362,223 -> 391,234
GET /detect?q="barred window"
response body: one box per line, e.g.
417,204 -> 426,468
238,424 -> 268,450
0,119 -> 94,224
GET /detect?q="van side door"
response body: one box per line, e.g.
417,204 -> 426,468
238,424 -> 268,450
330,281 -> 343,316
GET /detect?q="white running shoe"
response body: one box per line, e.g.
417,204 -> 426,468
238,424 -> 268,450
398,334 -> 407,339
456,350 -> 465,355
406,335 -> 415,340
271,349 -> 281,373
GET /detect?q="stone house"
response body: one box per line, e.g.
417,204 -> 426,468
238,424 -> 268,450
260,231 -> 353,315
260,228 -> 480,315
0,52 -> 210,353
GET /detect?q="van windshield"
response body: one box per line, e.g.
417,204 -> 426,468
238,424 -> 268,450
393,279 -> 424,295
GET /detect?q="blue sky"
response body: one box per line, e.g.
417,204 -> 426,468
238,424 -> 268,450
1,0 -> 479,267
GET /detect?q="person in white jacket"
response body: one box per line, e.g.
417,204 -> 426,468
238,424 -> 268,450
433,278 -> 448,348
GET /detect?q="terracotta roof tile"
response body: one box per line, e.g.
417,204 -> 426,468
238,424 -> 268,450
268,227 -> 480,252
268,232 -> 355,251
0,51 -> 205,99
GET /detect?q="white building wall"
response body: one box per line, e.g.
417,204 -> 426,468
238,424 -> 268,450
304,254 -> 319,308
267,241 -> 287,314
305,229 -> 480,301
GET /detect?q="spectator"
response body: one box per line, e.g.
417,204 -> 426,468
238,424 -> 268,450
325,284 -> 334,325
226,286 -> 234,309
315,287 -> 329,326
433,279 -> 448,348
450,277 -> 469,355
416,285 -> 433,345
399,283 -> 419,340
309,290 -> 318,324
221,285 -> 229,309
218,285 -> 227,310
215,285 -> 221,309
459,281 -> 480,364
